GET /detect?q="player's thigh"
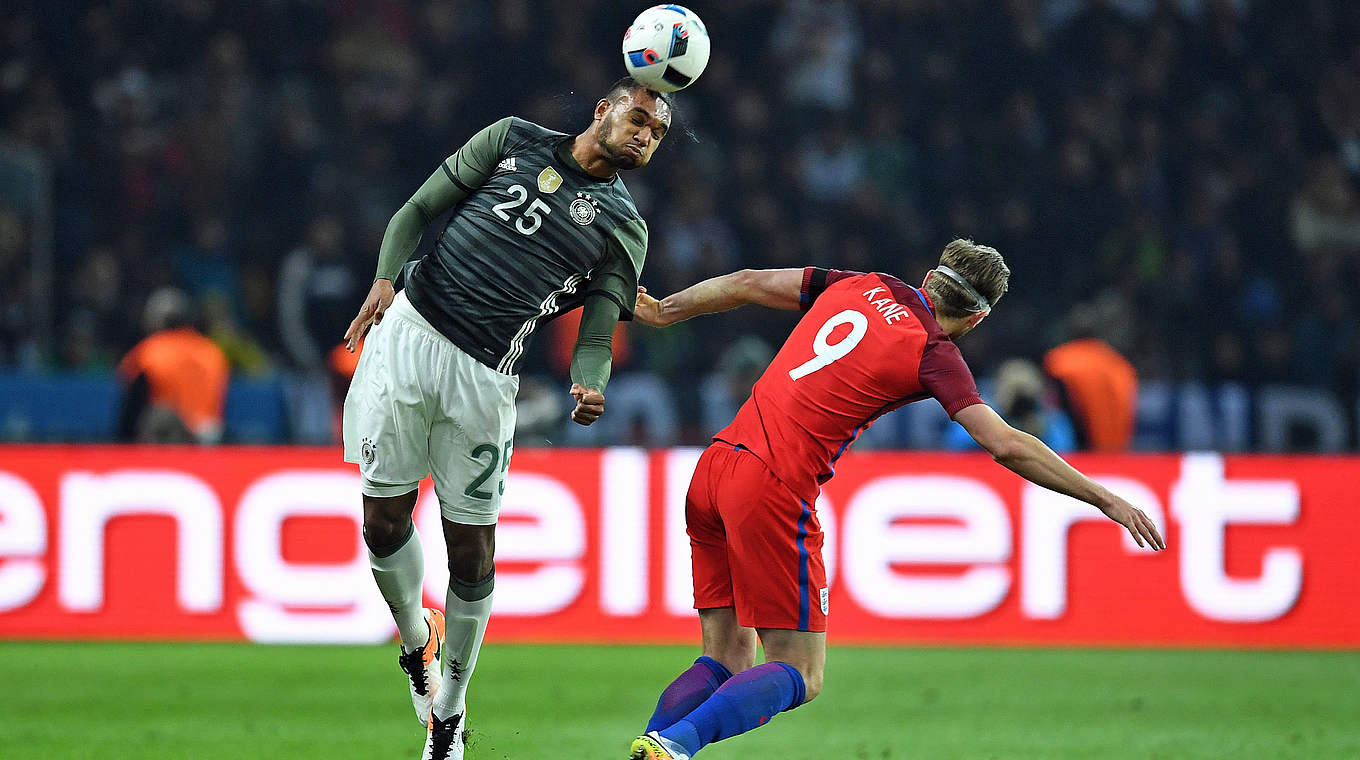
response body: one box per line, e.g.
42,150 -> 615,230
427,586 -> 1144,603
427,349 -> 519,528
756,628 -> 826,703
698,607 -> 757,674
719,453 -> 828,634
342,315 -> 433,495
688,445 -> 738,612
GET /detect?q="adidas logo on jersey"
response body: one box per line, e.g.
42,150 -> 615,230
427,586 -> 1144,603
496,157 -> 517,173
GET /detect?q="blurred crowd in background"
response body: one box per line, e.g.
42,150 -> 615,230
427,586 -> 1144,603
2,0 -> 1359,448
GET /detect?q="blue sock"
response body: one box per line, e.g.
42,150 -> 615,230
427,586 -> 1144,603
646,656 -> 733,733
659,662 -> 806,756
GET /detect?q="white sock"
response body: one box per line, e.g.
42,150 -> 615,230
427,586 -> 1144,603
366,524 -> 428,651
433,571 -> 494,719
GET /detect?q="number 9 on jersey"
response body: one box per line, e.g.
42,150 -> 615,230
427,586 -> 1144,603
788,309 -> 869,380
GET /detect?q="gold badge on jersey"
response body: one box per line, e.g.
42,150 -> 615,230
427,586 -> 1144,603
537,167 -> 563,194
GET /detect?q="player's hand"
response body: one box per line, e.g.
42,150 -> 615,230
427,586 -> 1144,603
634,286 -> 667,327
1099,496 -> 1166,551
344,279 -> 396,352
569,383 -> 605,426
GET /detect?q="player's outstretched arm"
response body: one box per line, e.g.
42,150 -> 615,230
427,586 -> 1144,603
635,268 -> 804,327
954,403 -> 1165,550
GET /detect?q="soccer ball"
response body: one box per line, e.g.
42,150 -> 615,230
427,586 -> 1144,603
622,5 -> 711,93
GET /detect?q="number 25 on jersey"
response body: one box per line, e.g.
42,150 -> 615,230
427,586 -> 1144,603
491,183 -> 551,236
789,309 -> 868,380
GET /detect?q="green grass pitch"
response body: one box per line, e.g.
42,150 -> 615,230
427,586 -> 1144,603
2,642 -> 1357,759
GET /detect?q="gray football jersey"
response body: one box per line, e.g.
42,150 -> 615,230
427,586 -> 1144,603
404,117 -> 647,375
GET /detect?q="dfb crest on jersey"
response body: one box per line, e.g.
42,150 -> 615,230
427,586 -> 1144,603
360,437 -> 376,466
570,192 -> 599,226
537,166 -> 563,194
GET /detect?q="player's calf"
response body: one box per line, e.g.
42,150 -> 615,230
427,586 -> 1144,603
758,628 -> 826,703
646,656 -> 734,733
653,662 -> 807,757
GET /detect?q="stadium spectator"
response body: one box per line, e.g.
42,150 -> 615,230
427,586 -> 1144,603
699,335 -> 775,438
115,287 -> 229,444
1291,157 -> 1360,253
550,306 -> 682,448
202,292 -> 272,378
277,213 -> 360,442
0,207 -> 36,366
945,358 -> 1077,453
770,0 -> 862,113
1044,318 -> 1139,452
654,183 -> 742,293
327,338 -> 361,443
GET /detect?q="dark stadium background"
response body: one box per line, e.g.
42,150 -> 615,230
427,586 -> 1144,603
2,3 -> 1359,759
2,0 -> 1359,450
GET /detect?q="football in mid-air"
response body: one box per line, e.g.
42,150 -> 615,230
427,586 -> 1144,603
622,5 -> 710,93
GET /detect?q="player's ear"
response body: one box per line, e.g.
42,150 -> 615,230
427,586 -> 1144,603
968,311 -> 989,329
594,98 -> 612,121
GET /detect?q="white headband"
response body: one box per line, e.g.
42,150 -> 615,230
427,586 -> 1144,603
932,265 -> 991,312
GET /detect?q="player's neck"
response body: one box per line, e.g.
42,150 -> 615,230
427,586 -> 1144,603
569,133 -> 619,179
937,316 -> 970,339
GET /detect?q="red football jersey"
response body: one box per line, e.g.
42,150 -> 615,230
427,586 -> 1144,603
714,268 -> 983,503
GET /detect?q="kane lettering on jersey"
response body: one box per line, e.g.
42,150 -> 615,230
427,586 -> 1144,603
715,267 -> 983,503
404,117 -> 647,375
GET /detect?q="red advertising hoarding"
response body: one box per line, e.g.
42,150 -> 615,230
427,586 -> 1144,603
0,446 -> 1355,647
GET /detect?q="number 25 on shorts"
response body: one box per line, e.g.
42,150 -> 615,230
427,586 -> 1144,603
464,440 -> 512,500
788,309 -> 868,380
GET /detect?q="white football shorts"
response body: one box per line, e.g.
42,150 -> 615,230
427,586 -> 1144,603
342,289 -> 519,525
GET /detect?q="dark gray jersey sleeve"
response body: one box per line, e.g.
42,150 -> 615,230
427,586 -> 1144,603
569,294 -> 622,392
373,117 -> 514,281
584,218 -> 648,320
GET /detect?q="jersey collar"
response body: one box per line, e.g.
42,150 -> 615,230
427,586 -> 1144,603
910,286 -> 935,317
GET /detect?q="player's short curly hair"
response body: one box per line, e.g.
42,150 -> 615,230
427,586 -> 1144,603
924,238 -> 1010,320
604,76 -> 674,110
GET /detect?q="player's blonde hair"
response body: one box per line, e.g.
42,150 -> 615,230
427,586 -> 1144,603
924,238 -> 1010,320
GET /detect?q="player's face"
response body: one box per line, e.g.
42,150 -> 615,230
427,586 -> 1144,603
595,90 -> 671,169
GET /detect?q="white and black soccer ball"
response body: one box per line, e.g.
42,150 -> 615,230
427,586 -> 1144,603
622,5 -> 711,93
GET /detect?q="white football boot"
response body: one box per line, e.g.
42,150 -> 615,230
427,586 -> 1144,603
420,707 -> 466,760
396,608 -> 446,726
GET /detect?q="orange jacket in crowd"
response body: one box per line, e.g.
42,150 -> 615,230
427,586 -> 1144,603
1042,338 -> 1138,452
119,327 -> 230,440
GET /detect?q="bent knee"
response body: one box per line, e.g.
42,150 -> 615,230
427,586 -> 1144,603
444,525 -> 496,581
362,493 -> 416,547
446,544 -> 493,582
362,511 -> 413,550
